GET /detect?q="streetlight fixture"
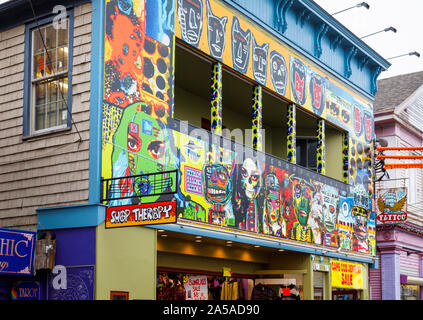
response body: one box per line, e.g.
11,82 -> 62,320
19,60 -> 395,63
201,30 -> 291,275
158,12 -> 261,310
360,26 -> 397,39
332,2 -> 370,16
387,51 -> 421,60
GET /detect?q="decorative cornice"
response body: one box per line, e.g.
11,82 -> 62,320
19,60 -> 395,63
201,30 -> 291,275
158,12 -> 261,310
297,8 -> 312,27
371,66 -> 383,95
275,0 -> 294,34
315,23 -> 329,58
345,46 -> 357,78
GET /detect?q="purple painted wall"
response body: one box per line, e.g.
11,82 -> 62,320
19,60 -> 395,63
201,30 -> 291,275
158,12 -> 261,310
51,227 -> 96,266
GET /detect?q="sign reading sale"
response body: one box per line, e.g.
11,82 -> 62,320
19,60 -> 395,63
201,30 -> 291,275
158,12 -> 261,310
105,200 -> 177,228
331,260 -> 363,289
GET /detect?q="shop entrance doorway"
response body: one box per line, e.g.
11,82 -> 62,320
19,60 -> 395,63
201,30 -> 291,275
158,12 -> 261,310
332,289 -> 360,300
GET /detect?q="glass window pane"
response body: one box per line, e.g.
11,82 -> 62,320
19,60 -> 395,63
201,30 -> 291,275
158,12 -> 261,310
33,29 -> 45,79
308,140 -> 317,169
57,19 -> 68,47
58,77 -> 68,125
44,25 -> 57,51
34,81 -> 46,131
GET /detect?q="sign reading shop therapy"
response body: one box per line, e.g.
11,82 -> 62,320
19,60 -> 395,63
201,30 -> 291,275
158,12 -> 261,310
105,200 -> 177,228
0,227 -> 36,276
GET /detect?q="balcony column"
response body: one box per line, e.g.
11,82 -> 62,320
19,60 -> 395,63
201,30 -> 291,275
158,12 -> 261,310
342,132 -> 349,184
252,85 -> 263,151
287,103 -> 296,164
211,62 -> 223,136
316,118 -> 326,174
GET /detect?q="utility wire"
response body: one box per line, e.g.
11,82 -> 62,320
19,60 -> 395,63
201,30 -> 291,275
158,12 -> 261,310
27,0 -> 82,143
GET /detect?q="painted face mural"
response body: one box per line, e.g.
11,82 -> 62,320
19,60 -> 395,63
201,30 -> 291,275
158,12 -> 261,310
270,51 -> 287,96
204,164 -> 232,204
291,177 -> 314,226
320,186 -> 339,234
264,173 -> 283,236
177,0 -> 203,48
110,102 -> 172,204
104,2 -> 145,106
252,35 -> 269,86
241,158 -> 261,199
290,58 -> 307,106
310,74 -> 325,116
231,16 -> 251,74
206,0 -> 228,60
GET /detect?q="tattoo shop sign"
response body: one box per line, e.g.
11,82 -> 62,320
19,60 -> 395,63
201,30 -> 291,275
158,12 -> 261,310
105,200 -> 177,228
376,188 -> 407,224
0,227 -> 36,276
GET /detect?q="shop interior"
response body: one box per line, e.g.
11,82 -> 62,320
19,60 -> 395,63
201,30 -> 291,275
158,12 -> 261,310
156,229 -> 305,300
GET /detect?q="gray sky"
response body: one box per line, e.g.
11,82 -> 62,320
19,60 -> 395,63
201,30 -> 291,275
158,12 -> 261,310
314,0 -> 423,79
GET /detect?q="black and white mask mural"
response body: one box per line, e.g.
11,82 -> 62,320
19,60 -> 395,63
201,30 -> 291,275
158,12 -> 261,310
206,0 -> 228,60
270,51 -> 287,96
309,73 -> 325,117
177,0 -> 203,48
252,35 -> 269,86
231,16 -> 251,74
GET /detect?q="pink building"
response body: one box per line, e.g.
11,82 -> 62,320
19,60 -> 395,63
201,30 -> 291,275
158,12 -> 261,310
372,71 -> 423,300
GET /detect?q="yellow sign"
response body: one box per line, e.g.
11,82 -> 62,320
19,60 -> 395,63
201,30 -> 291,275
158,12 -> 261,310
331,260 -> 363,289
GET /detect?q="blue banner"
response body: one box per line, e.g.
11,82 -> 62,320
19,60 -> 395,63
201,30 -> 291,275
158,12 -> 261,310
0,227 -> 36,276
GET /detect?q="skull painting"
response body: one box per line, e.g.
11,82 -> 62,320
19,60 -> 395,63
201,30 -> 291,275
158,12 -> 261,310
240,158 -> 261,199
177,0 -> 203,48
270,51 -> 287,96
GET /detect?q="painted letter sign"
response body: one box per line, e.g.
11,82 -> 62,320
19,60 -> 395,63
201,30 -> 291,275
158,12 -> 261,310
0,227 -> 36,276
105,200 -> 177,228
331,260 -> 363,289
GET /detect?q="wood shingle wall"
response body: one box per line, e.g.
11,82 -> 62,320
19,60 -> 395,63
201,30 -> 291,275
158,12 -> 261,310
0,3 -> 92,231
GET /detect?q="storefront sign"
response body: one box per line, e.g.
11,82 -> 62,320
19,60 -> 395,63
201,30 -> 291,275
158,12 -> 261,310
105,200 -> 177,228
376,188 -> 407,224
331,260 -> 363,289
0,227 -> 36,276
11,281 -> 40,300
185,275 -> 208,300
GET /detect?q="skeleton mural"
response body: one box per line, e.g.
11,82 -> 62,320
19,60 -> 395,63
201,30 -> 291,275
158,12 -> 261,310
232,158 -> 263,233
251,35 -> 269,86
177,0 -> 203,48
206,0 -> 228,60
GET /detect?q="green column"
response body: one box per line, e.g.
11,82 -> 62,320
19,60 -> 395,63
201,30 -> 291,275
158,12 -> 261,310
317,119 -> 326,174
287,103 -> 296,164
252,85 -> 263,151
211,62 -> 223,135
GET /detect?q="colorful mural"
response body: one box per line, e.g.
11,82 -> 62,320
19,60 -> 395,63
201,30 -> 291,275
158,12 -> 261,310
102,0 -> 376,256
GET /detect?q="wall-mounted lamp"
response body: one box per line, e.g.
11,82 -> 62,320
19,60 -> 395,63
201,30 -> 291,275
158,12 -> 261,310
361,26 -> 397,39
332,2 -> 370,16
387,51 -> 421,60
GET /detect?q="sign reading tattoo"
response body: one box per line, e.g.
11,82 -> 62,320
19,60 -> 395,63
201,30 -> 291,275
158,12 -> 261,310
105,200 -> 177,228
